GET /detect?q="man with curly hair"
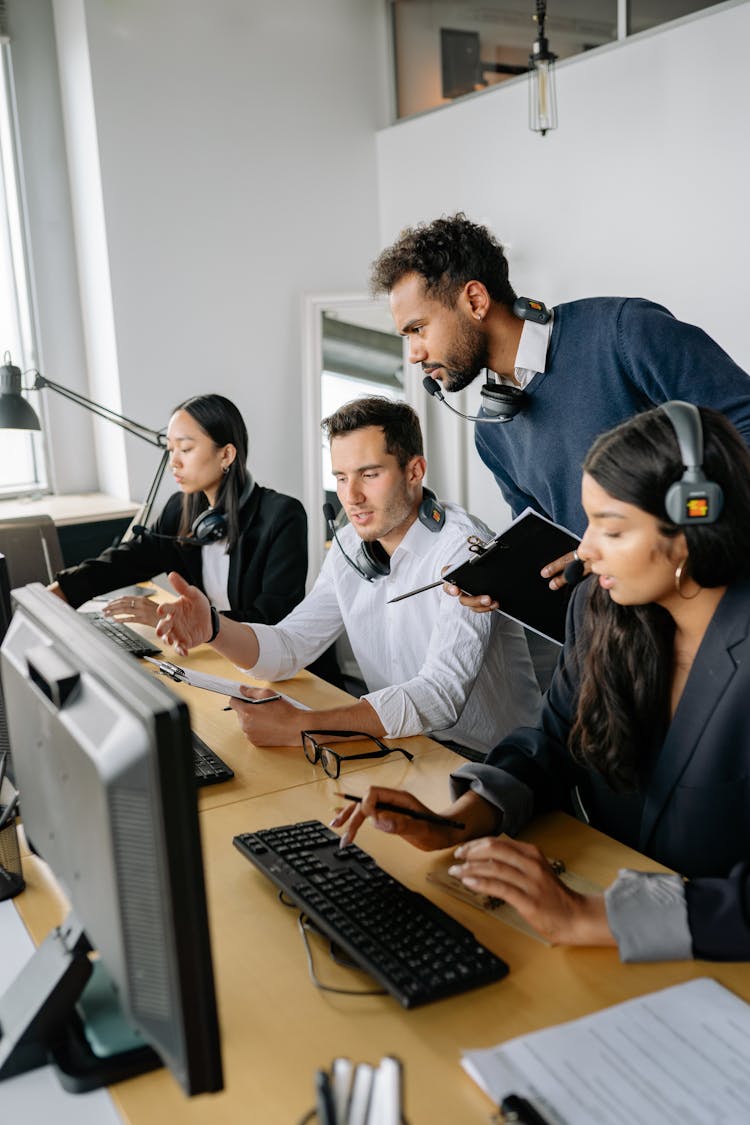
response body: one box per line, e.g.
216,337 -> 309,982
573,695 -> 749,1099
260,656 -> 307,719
371,213 -> 750,592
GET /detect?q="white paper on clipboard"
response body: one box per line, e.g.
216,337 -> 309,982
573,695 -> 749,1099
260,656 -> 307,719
143,657 -> 310,709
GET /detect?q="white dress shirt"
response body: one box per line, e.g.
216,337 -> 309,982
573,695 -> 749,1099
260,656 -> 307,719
246,504 -> 541,753
495,315 -> 553,390
201,539 -> 231,610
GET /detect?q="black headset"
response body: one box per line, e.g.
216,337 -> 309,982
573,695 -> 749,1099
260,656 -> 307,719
323,488 -> 446,582
661,401 -> 723,525
423,296 -> 551,424
133,476 -> 255,546
478,297 -> 552,420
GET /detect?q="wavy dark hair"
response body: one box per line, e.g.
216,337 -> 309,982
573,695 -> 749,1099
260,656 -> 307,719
172,394 -> 249,551
370,212 -> 517,309
321,396 -> 423,468
570,405 -> 750,791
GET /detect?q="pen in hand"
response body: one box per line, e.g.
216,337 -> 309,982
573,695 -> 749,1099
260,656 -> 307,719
335,792 -> 465,830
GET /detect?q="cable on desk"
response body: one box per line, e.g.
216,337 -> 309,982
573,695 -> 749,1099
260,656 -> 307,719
296,913 -> 388,998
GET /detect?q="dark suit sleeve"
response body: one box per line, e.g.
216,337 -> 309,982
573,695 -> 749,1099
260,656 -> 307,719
226,495 -> 308,626
54,494 -> 184,608
686,862 -> 750,960
459,584 -> 587,824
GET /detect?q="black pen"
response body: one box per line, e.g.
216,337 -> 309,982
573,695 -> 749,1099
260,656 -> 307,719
335,792 -> 465,830
387,578 -> 445,604
315,1068 -> 336,1125
501,1093 -> 553,1125
0,750 -> 8,796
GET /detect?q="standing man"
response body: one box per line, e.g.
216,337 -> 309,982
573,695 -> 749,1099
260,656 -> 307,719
156,397 -> 540,758
371,213 -> 750,589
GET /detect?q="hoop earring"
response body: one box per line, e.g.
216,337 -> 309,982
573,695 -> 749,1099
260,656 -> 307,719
675,559 -> 700,600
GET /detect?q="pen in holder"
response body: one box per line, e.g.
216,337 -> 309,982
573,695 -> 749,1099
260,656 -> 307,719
0,778 -> 24,901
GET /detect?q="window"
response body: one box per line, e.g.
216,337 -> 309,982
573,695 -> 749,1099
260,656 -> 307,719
0,39 -> 46,497
390,0 -> 725,120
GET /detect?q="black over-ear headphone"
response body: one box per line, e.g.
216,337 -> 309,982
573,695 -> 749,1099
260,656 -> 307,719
661,401 -> 724,525
323,488 -> 446,582
423,296 -> 551,424
133,476 -> 255,546
479,297 -> 553,421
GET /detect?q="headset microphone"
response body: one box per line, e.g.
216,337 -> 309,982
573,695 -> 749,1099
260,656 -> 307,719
562,557 -> 585,586
322,504 -> 376,582
422,374 -> 525,423
132,524 -> 202,548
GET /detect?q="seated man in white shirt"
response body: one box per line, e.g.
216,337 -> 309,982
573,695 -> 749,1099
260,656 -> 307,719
156,396 -> 540,757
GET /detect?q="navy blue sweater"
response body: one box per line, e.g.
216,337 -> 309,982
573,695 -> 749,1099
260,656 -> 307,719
475,297 -> 750,535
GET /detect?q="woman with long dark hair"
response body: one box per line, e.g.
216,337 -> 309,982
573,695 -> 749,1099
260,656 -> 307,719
333,404 -> 750,961
51,393 -> 308,628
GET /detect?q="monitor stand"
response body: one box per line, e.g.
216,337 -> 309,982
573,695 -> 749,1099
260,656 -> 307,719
0,911 -> 161,1093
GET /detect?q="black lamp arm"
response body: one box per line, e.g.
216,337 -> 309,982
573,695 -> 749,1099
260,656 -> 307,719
30,372 -> 167,449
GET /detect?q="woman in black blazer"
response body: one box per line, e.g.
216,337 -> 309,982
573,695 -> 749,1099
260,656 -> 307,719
51,394 -> 308,628
332,404 -> 750,962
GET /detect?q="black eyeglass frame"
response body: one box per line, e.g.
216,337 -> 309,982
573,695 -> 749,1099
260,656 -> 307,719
300,730 -> 414,780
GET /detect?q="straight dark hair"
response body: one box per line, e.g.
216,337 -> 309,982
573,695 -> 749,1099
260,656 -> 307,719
173,394 -> 249,551
321,396 -> 423,468
570,405 -> 750,791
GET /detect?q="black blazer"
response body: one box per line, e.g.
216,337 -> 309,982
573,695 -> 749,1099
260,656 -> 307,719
486,577 -> 750,960
56,485 -> 308,626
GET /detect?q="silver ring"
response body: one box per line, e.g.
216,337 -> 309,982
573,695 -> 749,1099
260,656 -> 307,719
572,550 -> 580,562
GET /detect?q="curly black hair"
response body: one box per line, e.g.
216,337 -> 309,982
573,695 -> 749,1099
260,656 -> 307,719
370,212 -> 516,308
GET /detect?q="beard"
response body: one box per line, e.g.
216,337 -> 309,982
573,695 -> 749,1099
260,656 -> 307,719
431,317 -> 489,394
353,478 -> 414,543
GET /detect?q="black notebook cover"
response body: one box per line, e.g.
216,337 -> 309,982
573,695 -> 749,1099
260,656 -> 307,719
445,509 -> 580,645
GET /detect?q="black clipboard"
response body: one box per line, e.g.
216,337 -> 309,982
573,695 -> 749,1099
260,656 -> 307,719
444,509 -> 579,645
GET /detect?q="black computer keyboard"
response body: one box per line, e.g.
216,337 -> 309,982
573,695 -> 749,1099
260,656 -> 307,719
192,730 -> 234,787
233,819 -> 509,1008
83,612 -> 161,657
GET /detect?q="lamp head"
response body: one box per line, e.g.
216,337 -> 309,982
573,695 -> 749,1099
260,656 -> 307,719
0,354 -> 42,431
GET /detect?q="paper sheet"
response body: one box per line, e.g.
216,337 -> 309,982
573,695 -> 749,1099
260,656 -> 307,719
143,658 -> 310,708
462,977 -> 750,1125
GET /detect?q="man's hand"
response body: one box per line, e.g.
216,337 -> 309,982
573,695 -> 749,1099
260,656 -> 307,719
449,836 -> 614,946
229,686 -> 305,747
442,583 -> 499,613
541,549 -> 586,591
155,572 -> 211,655
47,581 -> 68,603
331,786 -> 469,850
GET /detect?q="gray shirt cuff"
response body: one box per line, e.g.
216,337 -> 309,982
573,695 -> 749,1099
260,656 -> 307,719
605,869 -> 693,962
449,762 -> 534,837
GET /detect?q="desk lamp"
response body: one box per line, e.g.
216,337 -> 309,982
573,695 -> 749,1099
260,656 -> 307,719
0,353 -> 168,539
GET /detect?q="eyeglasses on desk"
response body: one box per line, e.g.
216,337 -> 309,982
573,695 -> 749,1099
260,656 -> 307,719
300,730 -> 414,780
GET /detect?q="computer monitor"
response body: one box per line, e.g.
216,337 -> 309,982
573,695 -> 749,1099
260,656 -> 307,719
0,583 -> 223,1096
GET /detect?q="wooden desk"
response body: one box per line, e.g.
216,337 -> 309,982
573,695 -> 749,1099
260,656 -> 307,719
12,744 -> 750,1124
134,632 -> 443,810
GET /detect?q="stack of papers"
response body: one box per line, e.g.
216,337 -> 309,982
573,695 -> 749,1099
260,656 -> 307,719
462,978 -> 750,1124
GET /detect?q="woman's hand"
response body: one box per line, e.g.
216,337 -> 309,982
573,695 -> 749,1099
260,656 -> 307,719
103,594 -> 158,628
331,786 -> 468,850
449,836 -> 615,947
155,572 -> 212,656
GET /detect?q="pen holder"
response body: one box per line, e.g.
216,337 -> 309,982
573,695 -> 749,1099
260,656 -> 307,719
0,786 -> 24,901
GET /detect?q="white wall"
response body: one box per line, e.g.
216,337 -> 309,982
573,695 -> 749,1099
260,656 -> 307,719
17,0 -> 389,508
376,0 -> 750,532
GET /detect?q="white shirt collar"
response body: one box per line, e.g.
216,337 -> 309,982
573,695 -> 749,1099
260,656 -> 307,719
495,314 -> 553,390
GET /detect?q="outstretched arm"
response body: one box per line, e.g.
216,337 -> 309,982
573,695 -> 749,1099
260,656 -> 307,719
156,571 -> 260,664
